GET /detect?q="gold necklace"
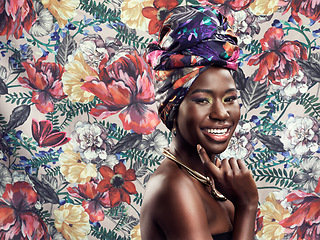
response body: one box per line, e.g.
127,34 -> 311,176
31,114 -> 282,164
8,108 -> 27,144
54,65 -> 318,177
163,149 -> 227,201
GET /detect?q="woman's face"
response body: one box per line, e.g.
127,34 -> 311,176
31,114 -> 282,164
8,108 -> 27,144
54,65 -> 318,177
176,66 -> 240,155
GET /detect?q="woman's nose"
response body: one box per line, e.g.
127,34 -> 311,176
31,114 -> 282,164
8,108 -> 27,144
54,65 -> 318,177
209,101 -> 229,120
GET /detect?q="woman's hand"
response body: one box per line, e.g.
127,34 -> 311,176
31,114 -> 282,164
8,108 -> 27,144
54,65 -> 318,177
197,144 -> 258,208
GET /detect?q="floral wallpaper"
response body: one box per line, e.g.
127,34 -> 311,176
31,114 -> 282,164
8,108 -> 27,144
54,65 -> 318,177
0,0 -> 320,239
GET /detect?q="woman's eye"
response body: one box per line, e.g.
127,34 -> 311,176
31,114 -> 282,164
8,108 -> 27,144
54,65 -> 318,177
224,96 -> 237,103
194,98 -> 210,104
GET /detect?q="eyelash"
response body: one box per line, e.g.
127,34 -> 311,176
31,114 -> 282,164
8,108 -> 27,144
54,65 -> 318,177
193,98 -> 210,104
223,96 -> 237,103
193,96 -> 237,104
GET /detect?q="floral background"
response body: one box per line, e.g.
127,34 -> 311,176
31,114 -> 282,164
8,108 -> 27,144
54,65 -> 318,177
0,0 -> 320,239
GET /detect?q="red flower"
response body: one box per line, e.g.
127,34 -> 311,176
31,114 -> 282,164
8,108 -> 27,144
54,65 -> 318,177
280,0 -> 320,25
0,181 -> 50,240
0,0 -> 37,39
198,0 -> 253,24
279,178 -> 320,240
248,27 -> 307,85
97,162 -> 137,207
142,0 -> 179,35
32,118 -> 70,147
18,56 -> 67,113
67,180 -> 110,222
81,52 -> 160,134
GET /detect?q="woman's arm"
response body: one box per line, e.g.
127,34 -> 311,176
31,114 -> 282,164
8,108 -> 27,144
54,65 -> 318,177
141,166 -> 214,240
197,145 -> 259,240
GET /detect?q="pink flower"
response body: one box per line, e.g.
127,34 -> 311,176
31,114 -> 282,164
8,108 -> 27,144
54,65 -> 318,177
248,27 -> 307,85
279,0 -> 320,25
67,180 -> 110,222
0,181 -> 50,240
81,52 -> 160,134
0,0 -> 37,39
280,178 -> 320,240
32,118 -> 70,148
18,56 -> 67,113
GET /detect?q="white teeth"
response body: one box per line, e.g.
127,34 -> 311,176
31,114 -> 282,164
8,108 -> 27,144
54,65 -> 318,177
205,128 -> 228,135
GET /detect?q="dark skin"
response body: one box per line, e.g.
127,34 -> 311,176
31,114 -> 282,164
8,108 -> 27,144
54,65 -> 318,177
140,66 -> 258,240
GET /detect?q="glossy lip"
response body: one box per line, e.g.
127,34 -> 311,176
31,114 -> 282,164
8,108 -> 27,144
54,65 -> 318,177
201,126 -> 232,142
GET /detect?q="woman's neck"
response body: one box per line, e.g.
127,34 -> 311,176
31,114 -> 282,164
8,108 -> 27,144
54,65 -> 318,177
169,135 -> 215,176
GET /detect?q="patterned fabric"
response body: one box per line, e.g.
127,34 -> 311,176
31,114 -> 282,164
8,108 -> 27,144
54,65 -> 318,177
145,5 -> 239,130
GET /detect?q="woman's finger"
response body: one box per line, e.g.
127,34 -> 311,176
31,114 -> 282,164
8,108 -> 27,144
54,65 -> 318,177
197,144 -> 220,177
215,157 -> 221,168
237,159 -> 249,172
229,158 -> 241,175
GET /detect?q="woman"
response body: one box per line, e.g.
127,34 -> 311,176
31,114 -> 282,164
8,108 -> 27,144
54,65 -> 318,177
140,5 -> 258,240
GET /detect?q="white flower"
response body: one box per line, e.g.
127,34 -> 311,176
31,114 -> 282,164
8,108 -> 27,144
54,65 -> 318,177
0,162 -> 12,196
280,116 -> 320,157
273,71 -> 311,100
70,121 -> 116,167
79,34 -> 110,70
137,129 -> 169,156
293,157 -> 320,192
220,122 -> 256,159
30,0 -> 54,37
12,171 -> 30,183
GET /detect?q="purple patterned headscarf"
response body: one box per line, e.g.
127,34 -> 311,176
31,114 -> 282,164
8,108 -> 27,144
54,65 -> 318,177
145,5 -> 239,130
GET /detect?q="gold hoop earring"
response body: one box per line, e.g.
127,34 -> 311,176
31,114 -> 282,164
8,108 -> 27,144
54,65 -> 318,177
172,127 -> 177,136
172,120 -> 177,136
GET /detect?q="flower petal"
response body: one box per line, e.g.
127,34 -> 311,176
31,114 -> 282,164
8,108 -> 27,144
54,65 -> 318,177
119,188 -> 131,204
99,165 -> 115,179
109,187 -> 121,207
142,7 -> 158,19
31,118 -> 41,143
97,179 -> 113,192
31,91 -> 54,114
122,181 -> 137,195
0,203 -> 16,231
114,162 -> 127,175
124,169 -> 136,181
20,212 -> 49,239
89,103 -> 121,119
119,104 -> 160,134
82,200 -> 105,222
41,131 -> 70,147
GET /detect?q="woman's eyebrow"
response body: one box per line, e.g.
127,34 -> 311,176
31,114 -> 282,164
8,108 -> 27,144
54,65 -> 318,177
189,88 -> 237,95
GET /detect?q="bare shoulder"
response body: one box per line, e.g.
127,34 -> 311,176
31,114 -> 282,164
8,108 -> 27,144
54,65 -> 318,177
140,159 -> 212,240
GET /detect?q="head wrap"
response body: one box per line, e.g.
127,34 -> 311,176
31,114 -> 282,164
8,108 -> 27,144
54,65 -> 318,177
145,5 -> 239,130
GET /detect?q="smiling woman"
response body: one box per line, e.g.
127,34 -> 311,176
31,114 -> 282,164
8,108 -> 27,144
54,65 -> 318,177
140,5 -> 258,240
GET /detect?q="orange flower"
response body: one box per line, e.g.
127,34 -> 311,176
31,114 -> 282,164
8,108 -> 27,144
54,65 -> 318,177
248,27 -> 307,85
142,0 -> 179,34
0,182 -> 50,239
0,0 -> 37,39
97,162 -> 137,207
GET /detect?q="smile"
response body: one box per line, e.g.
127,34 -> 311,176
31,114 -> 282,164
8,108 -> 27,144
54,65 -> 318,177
202,127 -> 231,142
204,128 -> 229,135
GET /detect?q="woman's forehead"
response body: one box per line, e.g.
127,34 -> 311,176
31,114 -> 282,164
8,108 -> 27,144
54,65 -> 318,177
188,67 -> 236,92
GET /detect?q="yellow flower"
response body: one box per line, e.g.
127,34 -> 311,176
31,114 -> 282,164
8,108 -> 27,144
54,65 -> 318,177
59,143 -> 97,184
41,0 -> 79,28
62,51 -> 96,103
121,0 -> 153,31
130,224 -> 141,240
257,192 -> 290,240
54,203 -> 90,240
249,0 -> 279,16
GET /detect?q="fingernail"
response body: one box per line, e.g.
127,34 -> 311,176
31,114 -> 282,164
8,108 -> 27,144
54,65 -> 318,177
197,144 -> 202,153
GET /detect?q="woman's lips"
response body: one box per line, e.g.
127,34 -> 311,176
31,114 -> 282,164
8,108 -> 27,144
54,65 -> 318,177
202,128 -> 231,142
